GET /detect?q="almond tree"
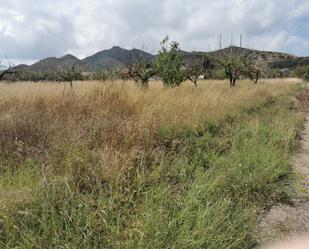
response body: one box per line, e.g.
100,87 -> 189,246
155,36 -> 186,87
241,54 -> 262,84
126,57 -> 156,88
214,48 -> 260,87
53,64 -> 83,88
184,55 -> 213,86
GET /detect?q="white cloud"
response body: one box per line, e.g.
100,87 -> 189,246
0,0 -> 308,64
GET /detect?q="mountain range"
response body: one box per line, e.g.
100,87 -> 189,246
14,46 -> 307,73
15,46 -> 154,73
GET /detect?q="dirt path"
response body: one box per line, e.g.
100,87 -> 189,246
258,115 -> 309,246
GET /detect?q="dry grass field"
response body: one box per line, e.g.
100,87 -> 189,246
0,79 -> 299,177
0,79 -> 306,248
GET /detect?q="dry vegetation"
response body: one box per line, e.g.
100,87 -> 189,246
0,79 -> 298,174
0,79 -> 306,248
0,79 -> 299,130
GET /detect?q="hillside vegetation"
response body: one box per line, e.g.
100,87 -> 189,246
0,79 -> 306,248
11,46 -> 301,74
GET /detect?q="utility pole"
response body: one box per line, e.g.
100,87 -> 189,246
230,33 -> 234,56
240,34 -> 243,48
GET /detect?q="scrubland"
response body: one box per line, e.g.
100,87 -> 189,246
0,79 -> 306,248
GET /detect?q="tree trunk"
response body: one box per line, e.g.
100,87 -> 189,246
193,78 -> 197,87
229,76 -> 233,87
230,76 -> 236,87
254,72 -> 259,84
232,78 -> 236,87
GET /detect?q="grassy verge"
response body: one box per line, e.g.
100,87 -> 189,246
0,80 -> 306,248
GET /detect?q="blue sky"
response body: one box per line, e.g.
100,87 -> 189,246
0,0 -> 309,65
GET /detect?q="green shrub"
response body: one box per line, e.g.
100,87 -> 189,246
154,36 -> 186,87
294,66 -> 309,81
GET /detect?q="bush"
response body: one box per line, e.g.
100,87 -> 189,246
294,66 -> 309,81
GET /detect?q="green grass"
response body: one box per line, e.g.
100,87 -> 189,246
0,93 -> 305,248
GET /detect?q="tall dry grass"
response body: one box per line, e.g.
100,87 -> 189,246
0,79 -> 300,175
0,79 -> 300,129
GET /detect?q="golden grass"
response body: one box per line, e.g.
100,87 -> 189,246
0,79 -> 301,177
0,78 -> 301,123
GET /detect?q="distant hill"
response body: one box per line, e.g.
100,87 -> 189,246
205,46 -> 298,68
17,54 -> 93,72
209,46 -> 295,60
173,46 -> 298,68
13,46 -> 308,73
82,46 -> 154,70
269,57 -> 309,69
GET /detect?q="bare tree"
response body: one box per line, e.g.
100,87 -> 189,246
242,57 -> 262,84
52,64 -> 83,88
184,55 -> 213,86
126,57 -> 156,88
213,47 -> 260,87
185,59 -> 202,86
121,47 -> 156,88
0,60 -> 16,80
214,49 -> 244,87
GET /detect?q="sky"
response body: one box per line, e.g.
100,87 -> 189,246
1,0 -> 309,65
